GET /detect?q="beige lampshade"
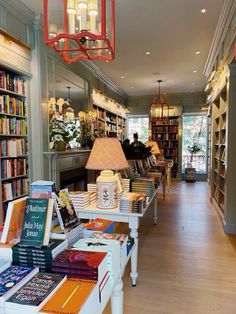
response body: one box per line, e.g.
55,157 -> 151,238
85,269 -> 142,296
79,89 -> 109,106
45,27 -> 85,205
145,141 -> 161,155
86,137 -> 129,170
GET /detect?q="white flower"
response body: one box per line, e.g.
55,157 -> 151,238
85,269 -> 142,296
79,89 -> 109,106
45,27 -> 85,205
54,134 -> 64,141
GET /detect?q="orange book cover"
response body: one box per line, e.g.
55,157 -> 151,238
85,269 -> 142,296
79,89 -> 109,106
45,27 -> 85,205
1,196 -> 28,243
40,279 -> 96,314
84,218 -> 113,231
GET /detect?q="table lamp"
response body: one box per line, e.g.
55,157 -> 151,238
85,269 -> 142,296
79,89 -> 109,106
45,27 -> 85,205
86,138 -> 129,209
145,141 -> 161,155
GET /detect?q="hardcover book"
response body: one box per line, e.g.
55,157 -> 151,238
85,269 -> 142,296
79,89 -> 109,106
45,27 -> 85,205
1,196 -> 28,244
52,189 -> 78,230
5,272 -> 65,311
52,249 -> 107,271
20,198 -> 53,247
40,279 -> 97,314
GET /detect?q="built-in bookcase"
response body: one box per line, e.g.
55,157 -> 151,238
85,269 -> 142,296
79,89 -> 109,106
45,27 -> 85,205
0,66 -> 29,223
211,84 -> 227,213
151,116 -> 180,178
93,104 -> 126,141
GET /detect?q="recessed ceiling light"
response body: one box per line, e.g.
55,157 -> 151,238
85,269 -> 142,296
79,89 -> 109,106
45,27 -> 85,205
121,76 -> 125,79
193,70 -> 197,73
145,51 -> 150,55
200,8 -> 206,13
195,51 -> 200,54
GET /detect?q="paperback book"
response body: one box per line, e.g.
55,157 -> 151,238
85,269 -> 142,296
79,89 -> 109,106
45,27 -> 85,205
5,272 -> 65,312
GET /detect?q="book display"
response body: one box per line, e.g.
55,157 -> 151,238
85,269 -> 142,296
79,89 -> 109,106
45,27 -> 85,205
0,67 -> 29,224
150,116 -> 180,178
211,84 -> 227,213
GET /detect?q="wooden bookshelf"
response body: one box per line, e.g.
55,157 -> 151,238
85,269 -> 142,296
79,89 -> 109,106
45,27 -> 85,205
93,104 -> 126,141
0,66 -> 29,223
151,116 -> 179,179
211,84 -> 227,214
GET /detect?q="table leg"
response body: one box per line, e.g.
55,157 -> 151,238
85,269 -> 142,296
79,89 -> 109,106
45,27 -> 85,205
111,277 -> 123,314
153,192 -> 158,225
162,176 -> 166,200
129,217 -> 139,286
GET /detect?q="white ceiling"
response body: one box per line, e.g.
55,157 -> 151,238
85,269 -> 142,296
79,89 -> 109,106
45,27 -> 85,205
20,0 -> 224,96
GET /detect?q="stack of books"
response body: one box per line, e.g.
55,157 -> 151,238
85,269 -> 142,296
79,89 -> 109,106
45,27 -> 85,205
121,178 -> 130,192
87,183 -> 97,192
39,278 -> 97,314
12,239 -> 68,272
90,232 -> 130,267
131,178 -> 155,200
120,192 -> 147,213
30,180 -> 55,199
51,249 -> 108,281
70,191 -> 90,208
89,191 -> 96,204
5,272 -> 65,314
0,265 -> 38,314
50,222 -> 84,247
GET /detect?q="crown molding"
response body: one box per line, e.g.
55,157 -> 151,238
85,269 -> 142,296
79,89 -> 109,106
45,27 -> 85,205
80,59 -> 128,100
203,0 -> 236,79
0,0 -> 35,27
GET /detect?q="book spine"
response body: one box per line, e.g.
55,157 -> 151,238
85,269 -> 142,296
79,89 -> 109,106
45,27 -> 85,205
51,260 -> 98,271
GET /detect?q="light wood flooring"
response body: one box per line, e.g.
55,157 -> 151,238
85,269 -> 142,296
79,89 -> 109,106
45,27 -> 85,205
104,181 -> 236,314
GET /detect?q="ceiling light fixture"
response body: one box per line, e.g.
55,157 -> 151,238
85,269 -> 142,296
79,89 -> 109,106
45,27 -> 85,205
150,80 -> 172,119
193,70 -> 197,73
195,51 -> 200,54
121,76 -> 125,79
145,51 -> 151,55
200,8 -> 207,13
44,0 -> 115,63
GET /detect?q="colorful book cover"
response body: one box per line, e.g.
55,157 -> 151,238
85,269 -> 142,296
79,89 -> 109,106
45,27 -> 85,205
83,218 -> 114,232
52,189 -> 78,230
52,249 -> 107,271
20,198 -> 53,247
1,196 -> 28,244
6,272 -> 65,307
40,279 -> 96,314
0,265 -> 36,298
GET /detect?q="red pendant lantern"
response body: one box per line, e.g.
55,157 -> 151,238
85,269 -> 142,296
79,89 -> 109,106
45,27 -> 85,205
43,0 -> 115,63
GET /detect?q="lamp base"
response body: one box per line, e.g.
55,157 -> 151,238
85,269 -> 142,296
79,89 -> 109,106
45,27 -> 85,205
96,170 -> 118,209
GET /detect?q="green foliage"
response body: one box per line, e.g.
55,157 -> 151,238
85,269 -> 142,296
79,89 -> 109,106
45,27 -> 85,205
187,143 -> 202,155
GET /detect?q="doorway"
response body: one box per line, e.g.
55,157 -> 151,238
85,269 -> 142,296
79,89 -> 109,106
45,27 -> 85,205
182,114 -> 208,178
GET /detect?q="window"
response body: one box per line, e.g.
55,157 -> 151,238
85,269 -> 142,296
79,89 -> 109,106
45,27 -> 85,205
127,116 -> 149,143
182,114 -> 207,173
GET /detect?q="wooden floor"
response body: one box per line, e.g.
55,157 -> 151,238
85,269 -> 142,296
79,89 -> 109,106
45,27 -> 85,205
104,181 -> 236,314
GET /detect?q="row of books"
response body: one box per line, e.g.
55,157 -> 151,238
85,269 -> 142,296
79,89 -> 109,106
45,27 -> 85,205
120,192 -> 147,213
0,139 -> 27,157
0,117 -> 27,136
151,117 -> 178,125
0,95 -> 26,116
131,179 -> 155,199
2,178 -> 28,201
152,125 -> 178,133
1,158 -> 27,179
0,71 -> 25,95
157,141 -> 178,148
161,148 -> 178,156
153,133 -> 177,140
70,191 -> 96,208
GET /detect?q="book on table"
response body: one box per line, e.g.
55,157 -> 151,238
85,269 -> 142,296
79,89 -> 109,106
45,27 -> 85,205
20,198 -> 53,247
51,249 -> 108,282
30,180 -> 55,199
1,196 -> 28,244
0,265 -> 38,307
5,272 -> 66,313
40,278 -> 97,314
52,189 -> 78,231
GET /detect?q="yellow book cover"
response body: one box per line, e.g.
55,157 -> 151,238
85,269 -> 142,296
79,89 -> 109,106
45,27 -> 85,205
1,196 -> 28,243
40,279 -> 96,314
